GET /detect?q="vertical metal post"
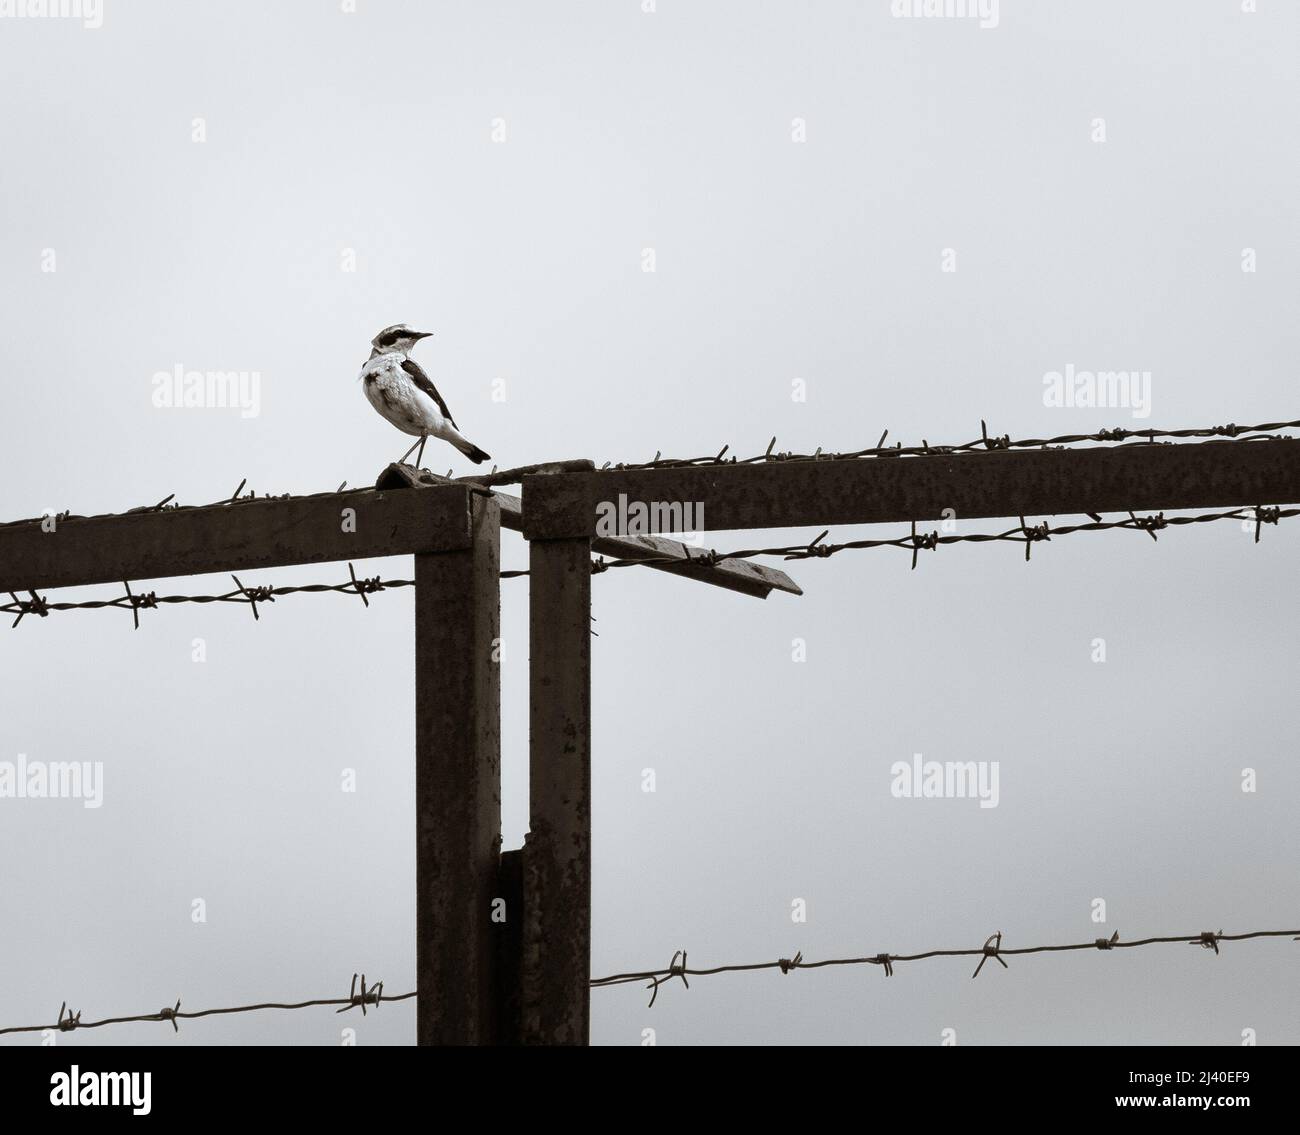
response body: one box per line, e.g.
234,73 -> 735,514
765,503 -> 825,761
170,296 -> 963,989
415,493 -> 501,1045
494,848 -> 524,1044
524,535 -> 592,1045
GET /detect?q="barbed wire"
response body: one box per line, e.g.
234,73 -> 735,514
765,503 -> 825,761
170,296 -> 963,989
0,478 -> 360,534
603,417 -> 1300,470
2,565 -> 418,629
3,925 -> 1295,1035
0,974 -> 412,1037
592,927 -> 1300,1007
6,503 -> 1294,628
594,503 -> 1297,573
2,418 -> 1296,536
0,563 -> 547,629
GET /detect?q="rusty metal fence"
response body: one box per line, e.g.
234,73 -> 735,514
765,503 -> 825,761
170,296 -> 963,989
3,419 -> 1299,1044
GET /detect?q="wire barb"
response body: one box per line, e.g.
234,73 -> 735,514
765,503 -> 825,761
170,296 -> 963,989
645,950 -> 690,1008
121,580 -> 158,630
346,562 -> 386,607
971,931 -> 1008,978
157,998 -> 182,1033
8,590 -> 49,628
1254,505 -> 1280,543
336,973 -> 384,1015
231,574 -> 275,620
1194,931 -> 1222,956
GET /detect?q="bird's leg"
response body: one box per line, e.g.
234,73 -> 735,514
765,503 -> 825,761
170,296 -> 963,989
399,437 -> 422,466
415,435 -> 428,469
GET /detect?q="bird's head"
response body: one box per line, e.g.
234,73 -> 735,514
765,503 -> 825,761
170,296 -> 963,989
370,323 -> 433,355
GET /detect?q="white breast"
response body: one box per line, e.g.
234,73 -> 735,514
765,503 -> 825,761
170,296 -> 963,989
359,353 -> 446,437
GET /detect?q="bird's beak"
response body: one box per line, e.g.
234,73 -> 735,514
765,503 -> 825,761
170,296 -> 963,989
413,331 -> 434,340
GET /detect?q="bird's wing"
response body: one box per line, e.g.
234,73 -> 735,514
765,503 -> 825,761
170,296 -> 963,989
401,358 -> 457,428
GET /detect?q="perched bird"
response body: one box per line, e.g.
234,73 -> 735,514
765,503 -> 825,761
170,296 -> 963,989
359,324 -> 491,467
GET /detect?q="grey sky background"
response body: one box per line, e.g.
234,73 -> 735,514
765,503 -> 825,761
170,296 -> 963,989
2,0 -> 1298,1046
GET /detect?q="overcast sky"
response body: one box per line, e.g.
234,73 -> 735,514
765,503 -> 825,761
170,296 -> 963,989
2,0 -> 1298,1046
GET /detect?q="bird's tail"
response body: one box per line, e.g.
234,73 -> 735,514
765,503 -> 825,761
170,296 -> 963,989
449,431 -> 491,465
